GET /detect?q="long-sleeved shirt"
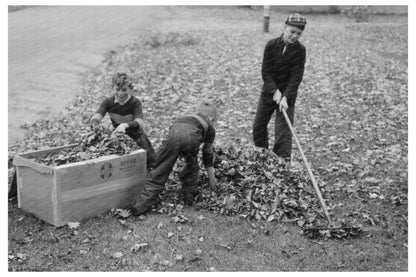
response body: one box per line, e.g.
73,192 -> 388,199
261,34 -> 306,107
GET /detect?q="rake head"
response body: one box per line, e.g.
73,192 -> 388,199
302,225 -> 362,239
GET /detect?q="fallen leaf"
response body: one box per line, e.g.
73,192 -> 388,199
297,219 -> 306,227
111,252 -> 123,259
266,214 -> 275,222
130,243 -> 149,252
219,244 -> 232,251
197,215 -> 205,220
67,222 -> 80,229
115,209 -> 131,218
16,253 -> 27,260
369,192 -> 379,199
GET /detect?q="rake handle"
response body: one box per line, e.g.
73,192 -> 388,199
281,108 -> 333,226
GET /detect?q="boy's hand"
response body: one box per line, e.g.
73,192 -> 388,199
279,96 -> 288,112
208,176 -> 217,187
273,91 -> 282,104
206,166 -> 217,187
90,117 -> 101,131
114,123 -> 128,133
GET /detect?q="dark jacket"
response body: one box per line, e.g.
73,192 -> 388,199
261,34 -> 306,107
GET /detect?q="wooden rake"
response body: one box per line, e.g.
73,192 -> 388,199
282,109 -> 361,237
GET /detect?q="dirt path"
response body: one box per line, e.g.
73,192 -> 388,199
8,6 -> 172,144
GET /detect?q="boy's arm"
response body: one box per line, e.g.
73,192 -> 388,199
282,47 -> 306,104
90,99 -> 109,127
206,166 -> 217,187
128,98 -> 146,131
202,142 -> 217,187
202,142 -> 215,168
261,39 -> 278,95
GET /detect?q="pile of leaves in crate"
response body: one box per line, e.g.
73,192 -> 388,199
156,140 -> 361,239
30,127 -> 141,166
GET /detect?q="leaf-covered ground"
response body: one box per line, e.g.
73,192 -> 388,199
8,7 -> 408,271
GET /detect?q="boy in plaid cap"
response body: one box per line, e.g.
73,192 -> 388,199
128,101 -> 218,216
90,69 -> 157,169
253,13 -> 307,167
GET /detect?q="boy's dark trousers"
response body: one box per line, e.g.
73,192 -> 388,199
132,123 -> 201,214
253,95 -> 295,160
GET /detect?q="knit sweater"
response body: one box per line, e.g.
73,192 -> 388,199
95,95 -> 143,139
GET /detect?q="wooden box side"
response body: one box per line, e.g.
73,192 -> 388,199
55,150 -> 147,226
15,166 -> 55,225
59,178 -> 144,225
55,149 -> 146,192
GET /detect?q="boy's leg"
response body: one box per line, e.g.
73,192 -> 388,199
136,131 -> 157,169
131,139 -> 178,215
178,154 -> 199,205
273,106 -> 295,160
253,96 -> 277,149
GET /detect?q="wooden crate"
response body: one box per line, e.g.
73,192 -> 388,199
13,144 -> 147,227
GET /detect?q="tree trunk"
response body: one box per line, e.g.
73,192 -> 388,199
263,6 -> 271,33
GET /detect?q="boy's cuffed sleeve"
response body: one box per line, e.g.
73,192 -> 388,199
125,98 -> 145,131
127,120 -> 140,129
134,118 -> 146,131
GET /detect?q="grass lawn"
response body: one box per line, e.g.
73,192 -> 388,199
8,6 -> 408,272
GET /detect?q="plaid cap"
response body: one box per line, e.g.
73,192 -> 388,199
112,69 -> 133,90
285,13 -> 307,30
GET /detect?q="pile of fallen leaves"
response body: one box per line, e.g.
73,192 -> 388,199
30,127 -> 140,166
155,140 -> 361,239
158,141 -> 322,225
